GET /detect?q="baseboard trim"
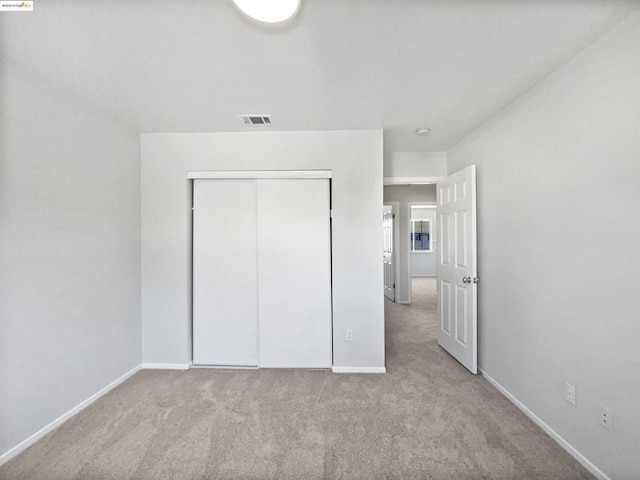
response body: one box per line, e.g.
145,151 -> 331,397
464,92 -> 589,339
191,365 -> 258,369
0,364 -> 141,467
141,362 -> 191,370
480,369 -> 611,480
332,366 -> 386,374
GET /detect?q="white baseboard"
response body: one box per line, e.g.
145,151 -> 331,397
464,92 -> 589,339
141,362 -> 191,370
191,365 -> 258,369
1,361 -> 390,467
0,364 -> 141,467
480,369 -> 611,480
332,366 -> 386,374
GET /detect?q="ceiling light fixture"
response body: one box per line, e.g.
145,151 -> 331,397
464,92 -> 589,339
415,128 -> 431,136
232,0 -> 301,24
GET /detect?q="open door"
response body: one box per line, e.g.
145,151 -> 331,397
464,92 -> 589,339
437,165 -> 478,374
383,205 -> 395,301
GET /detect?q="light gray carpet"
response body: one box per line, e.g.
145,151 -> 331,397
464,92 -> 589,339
0,278 -> 593,479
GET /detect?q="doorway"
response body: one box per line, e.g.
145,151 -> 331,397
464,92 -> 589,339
409,203 -> 437,280
383,167 -> 478,375
383,184 -> 437,305
383,204 -> 398,302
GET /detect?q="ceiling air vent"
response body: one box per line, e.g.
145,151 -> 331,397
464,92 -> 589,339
239,115 -> 272,126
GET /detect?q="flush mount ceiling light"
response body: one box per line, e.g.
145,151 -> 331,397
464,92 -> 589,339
232,0 -> 301,23
415,128 -> 431,136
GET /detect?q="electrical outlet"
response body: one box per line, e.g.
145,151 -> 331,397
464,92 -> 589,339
564,382 -> 576,406
345,329 -> 353,342
599,405 -> 612,431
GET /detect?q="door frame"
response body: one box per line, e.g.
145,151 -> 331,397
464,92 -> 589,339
188,170 -> 333,368
383,202 -> 400,302
407,202 -> 437,304
188,170 -> 332,180
383,177 -> 444,305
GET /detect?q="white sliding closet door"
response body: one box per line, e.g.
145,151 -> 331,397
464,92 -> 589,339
193,179 -> 258,366
257,179 -> 332,368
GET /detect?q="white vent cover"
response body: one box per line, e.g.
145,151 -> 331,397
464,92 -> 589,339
239,115 -> 272,126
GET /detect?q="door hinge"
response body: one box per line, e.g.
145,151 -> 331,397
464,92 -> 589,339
392,214 -> 395,219
393,283 -> 395,289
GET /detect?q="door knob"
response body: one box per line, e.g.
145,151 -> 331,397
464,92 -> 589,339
462,276 -> 471,284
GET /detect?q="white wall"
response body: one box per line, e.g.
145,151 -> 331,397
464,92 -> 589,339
384,152 -> 447,179
411,251 -> 435,276
383,185 -> 437,303
141,130 -> 384,370
0,59 -> 141,460
448,10 -> 640,479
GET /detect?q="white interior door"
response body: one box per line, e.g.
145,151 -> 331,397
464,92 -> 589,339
257,179 -> 332,368
437,165 -> 478,374
193,179 -> 258,366
383,206 -> 395,301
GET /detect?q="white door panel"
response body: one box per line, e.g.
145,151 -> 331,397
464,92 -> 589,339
257,179 -> 332,368
383,206 -> 395,301
193,179 -> 258,366
437,165 -> 478,374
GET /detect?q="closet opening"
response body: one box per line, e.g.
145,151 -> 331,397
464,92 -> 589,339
187,171 -> 333,370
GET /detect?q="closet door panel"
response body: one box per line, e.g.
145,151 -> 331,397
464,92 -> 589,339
257,179 -> 332,368
193,179 -> 258,366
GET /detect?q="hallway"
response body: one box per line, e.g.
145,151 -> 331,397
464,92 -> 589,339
383,277 -> 594,478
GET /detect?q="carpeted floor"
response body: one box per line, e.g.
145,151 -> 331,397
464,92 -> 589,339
0,277 -> 593,479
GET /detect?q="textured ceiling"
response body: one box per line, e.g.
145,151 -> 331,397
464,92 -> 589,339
2,0 -> 638,157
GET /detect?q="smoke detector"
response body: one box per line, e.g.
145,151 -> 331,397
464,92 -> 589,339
239,115 -> 272,126
415,128 -> 431,136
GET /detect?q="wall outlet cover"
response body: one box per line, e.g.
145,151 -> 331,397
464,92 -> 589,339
599,405 -> 612,431
564,382 -> 576,406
